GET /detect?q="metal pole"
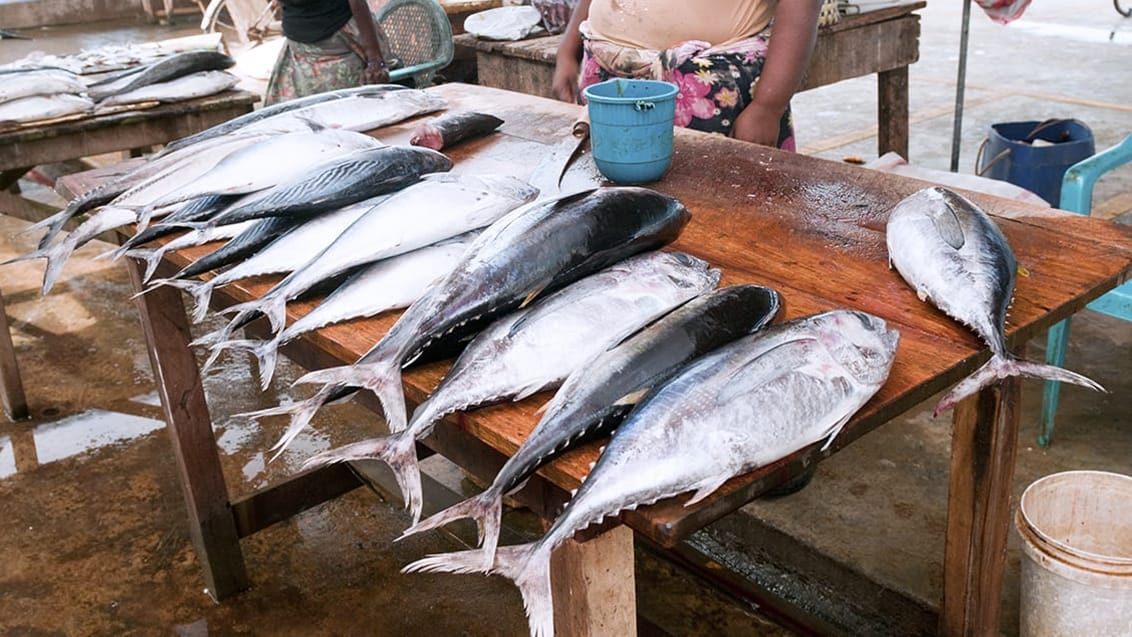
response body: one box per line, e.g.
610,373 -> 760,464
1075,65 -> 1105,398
950,0 -> 973,172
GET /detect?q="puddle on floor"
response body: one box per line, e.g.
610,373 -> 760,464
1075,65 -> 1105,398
0,408 -> 164,478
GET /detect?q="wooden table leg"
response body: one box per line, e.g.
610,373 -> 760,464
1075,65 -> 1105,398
551,524 -> 637,637
0,288 -> 29,422
125,257 -> 250,600
940,377 -> 1021,636
878,66 -> 910,159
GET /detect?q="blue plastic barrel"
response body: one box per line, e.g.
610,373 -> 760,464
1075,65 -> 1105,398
583,79 -> 678,184
978,119 -> 1095,205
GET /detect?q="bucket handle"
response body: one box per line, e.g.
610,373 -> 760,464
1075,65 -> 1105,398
634,100 -> 656,112
975,137 -> 1012,176
1024,118 -> 1078,143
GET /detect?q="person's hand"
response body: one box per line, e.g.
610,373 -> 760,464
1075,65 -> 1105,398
362,60 -> 390,85
552,55 -> 580,103
731,101 -> 784,148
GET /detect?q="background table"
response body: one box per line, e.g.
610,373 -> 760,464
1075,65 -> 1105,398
58,82 -> 1132,636
454,1 -> 925,158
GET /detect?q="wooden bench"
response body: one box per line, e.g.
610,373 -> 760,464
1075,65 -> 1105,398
454,2 -> 925,158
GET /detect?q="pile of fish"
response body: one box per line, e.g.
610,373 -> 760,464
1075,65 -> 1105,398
3,84 -> 932,637
0,50 -> 240,128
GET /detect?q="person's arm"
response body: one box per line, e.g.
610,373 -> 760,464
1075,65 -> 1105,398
731,0 -> 821,146
349,0 -> 390,84
552,0 -> 592,103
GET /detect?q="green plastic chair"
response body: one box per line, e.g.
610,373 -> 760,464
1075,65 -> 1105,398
376,0 -> 454,87
1039,132 -> 1132,447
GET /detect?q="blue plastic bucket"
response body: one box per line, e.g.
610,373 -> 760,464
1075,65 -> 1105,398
583,79 -> 678,184
977,119 -> 1095,205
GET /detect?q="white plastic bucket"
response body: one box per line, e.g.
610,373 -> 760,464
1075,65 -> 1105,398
1015,470 -> 1132,637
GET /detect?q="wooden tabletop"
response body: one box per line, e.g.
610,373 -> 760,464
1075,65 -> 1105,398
65,83 -> 1132,547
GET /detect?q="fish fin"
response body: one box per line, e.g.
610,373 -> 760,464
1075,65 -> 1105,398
819,412 -> 854,452
188,281 -> 216,324
221,338 -> 280,390
512,379 -> 549,402
400,490 -> 505,568
18,209 -> 71,246
533,399 -> 552,416
685,478 -> 728,506
613,388 -> 650,407
295,356 -> 408,433
930,195 -> 967,250
301,431 -> 424,522
404,543 -> 553,637
237,383 -> 348,460
933,354 -> 1105,417
519,284 -> 548,309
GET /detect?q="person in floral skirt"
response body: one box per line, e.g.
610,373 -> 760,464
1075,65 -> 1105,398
551,0 -> 821,151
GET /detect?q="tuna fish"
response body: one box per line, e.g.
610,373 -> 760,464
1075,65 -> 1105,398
0,68 -> 87,103
402,283 -> 782,565
96,70 -> 240,108
404,309 -> 900,637
409,111 -> 504,150
209,173 -> 538,349
126,218 -> 256,283
237,187 -> 691,452
88,50 -> 235,101
224,234 -> 478,387
204,145 -> 453,226
885,186 -> 1104,415
299,250 -> 721,521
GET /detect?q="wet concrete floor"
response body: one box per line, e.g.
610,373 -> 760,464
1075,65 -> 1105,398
2,2 -> 1131,636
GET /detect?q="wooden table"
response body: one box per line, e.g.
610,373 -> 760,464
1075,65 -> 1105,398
454,2 -> 925,158
58,83 -> 1132,635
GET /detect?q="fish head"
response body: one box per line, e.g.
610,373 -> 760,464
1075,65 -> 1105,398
810,310 -> 900,387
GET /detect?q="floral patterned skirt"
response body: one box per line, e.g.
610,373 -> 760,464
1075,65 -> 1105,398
264,19 -> 369,107
578,25 -> 795,151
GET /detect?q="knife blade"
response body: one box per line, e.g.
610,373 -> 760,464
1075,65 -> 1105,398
528,116 -> 591,197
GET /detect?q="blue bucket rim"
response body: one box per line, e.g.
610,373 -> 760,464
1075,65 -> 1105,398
583,78 -> 678,104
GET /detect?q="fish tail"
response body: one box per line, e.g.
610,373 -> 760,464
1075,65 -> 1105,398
187,281 -> 216,323
400,490 -> 504,569
20,209 -> 72,249
1,241 -> 72,296
239,384 -> 340,460
131,276 -> 196,302
222,337 -> 281,390
403,543 -> 554,637
295,358 -> 407,433
134,205 -> 155,232
934,354 -> 1106,416
302,432 -> 423,522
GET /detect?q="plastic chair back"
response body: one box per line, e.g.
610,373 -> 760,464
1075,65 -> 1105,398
376,0 -> 453,87
1039,132 -> 1132,447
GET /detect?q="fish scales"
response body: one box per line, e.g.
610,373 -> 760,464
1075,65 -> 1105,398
301,250 -> 722,522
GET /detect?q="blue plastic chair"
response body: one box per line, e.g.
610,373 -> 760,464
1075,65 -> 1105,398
1038,133 -> 1132,447
376,0 -> 454,88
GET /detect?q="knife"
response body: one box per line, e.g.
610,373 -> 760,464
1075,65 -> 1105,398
528,115 -> 591,197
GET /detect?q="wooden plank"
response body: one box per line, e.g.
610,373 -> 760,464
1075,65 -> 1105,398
878,66 -> 910,158
0,288 -> 28,421
124,254 -> 250,600
939,377 -> 1022,637
551,524 -> 637,637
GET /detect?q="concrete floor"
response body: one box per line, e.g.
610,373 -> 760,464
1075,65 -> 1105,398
2,2 -> 1131,636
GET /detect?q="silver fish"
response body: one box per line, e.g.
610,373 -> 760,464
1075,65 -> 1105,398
299,250 -> 721,521
126,219 -> 256,283
88,50 -> 234,101
96,70 -> 239,108
402,284 -> 782,565
224,233 -> 479,389
213,173 -> 537,344
0,69 -> 87,102
0,93 -> 93,125
236,187 -> 690,452
886,186 -> 1103,415
404,310 -> 900,637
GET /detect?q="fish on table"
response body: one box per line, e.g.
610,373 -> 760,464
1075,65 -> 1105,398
0,68 -> 86,103
0,93 -> 94,127
87,50 -> 235,101
405,309 -> 900,637
409,111 -> 505,151
403,283 -> 783,567
95,69 -> 240,108
885,186 -> 1104,415
299,250 -> 722,522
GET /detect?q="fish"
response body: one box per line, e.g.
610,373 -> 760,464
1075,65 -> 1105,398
96,70 -> 240,108
402,283 -> 782,565
204,145 -> 453,226
224,234 -> 479,388
126,218 -> 256,283
87,50 -> 235,101
0,69 -> 87,103
236,187 -> 691,453
147,199 -> 377,324
0,93 -> 94,126
106,194 -> 241,260
403,309 -> 900,637
885,186 -> 1104,415
153,84 -> 408,157
138,127 -> 384,212
299,250 -> 721,520
409,111 -> 504,150
210,173 -> 538,349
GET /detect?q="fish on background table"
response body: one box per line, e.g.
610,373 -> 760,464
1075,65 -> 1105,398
51,83 -> 1132,637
